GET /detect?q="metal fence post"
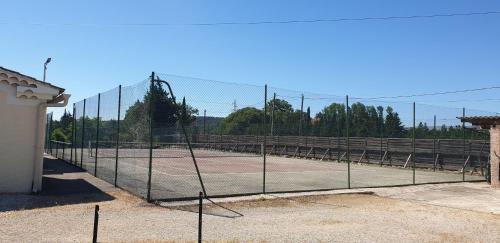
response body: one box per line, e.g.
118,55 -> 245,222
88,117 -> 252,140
203,109 -> 206,136
271,92 -> 276,137
433,115 -> 436,172
380,110 -> 383,160
337,112 -> 340,161
49,114 -> 53,153
147,72 -> 154,201
412,102 -> 416,185
71,104 -> 76,164
346,95 -> 350,189
94,93 -> 101,176
44,115 -> 48,153
263,84 -> 267,194
81,99 -> 86,168
115,85 -> 122,187
462,107 -> 466,181
299,94 -> 304,136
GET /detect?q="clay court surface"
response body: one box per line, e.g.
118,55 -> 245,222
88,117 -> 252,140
1,157 -> 499,242
73,147 -> 484,200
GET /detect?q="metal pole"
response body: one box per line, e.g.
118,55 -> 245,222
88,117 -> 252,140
462,107 -> 466,181
94,93 -> 101,176
44,114 -> 48,153
115,85 -> 121,186
271,92 -> 276,137
337,111 -> 340,161
147,72 -> 154,201
43,58 -> 50,83
299,94 -> 304,136
433,115 -> 436,172
49,114 -> 53,153
380,110 -> 383,160
203,109 -> 206,136
198,191 -> 203,243
92,205 -> 99,243
71,104 -> 76,164
413,102 -> 416,184
263,85 -> 268,194
81,99 -> 86,168
346,95 -> 350,189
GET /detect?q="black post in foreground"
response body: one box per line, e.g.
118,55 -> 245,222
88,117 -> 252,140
198,191 -> 203,243
93,205 -> 99,243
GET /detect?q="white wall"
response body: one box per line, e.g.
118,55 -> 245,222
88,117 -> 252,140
0,83 -> 42,193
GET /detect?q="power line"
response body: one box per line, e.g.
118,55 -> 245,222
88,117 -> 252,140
1,11 -> 499,27
352,86 -> 500,100
445,98 -> 500,103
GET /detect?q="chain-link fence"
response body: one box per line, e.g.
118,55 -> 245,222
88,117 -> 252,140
47,72 -> 495,201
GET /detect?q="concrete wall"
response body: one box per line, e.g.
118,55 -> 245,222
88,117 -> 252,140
0,83 -> 43,193
490,126 -> 500,188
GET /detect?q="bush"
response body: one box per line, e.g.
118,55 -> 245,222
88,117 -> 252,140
51,128 -> 68,142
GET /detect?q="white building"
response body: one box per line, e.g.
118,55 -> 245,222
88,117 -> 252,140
0,67 -> 69,193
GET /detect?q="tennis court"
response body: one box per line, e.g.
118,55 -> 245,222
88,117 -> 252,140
72,143 -> 484,201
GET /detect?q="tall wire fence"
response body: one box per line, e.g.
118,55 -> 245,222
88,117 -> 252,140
47,72 -> 495,201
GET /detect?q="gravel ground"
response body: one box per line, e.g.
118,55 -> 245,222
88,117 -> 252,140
1,189 -> 499,242
1,157 -> 499,242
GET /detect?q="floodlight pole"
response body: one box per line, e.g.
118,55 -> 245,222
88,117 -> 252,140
43,58 -> 51,82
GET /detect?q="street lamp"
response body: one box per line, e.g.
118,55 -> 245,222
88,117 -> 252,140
43,58 -> 51,82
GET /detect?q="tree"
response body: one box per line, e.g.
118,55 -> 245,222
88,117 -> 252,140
121,81 -> 197,142
268,98 -> 293,113
51,128 -> 68,142
50,109 -> 73,142
385,106 -> 405,137
219,107 -> 263,135
313,103 -> 346,137
268,99 -> 294,135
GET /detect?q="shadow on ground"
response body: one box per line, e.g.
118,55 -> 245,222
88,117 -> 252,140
42,157 -> 84,175
0,157 -> 114,212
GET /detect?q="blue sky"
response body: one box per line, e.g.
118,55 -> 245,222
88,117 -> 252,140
1,1 -> 499,122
